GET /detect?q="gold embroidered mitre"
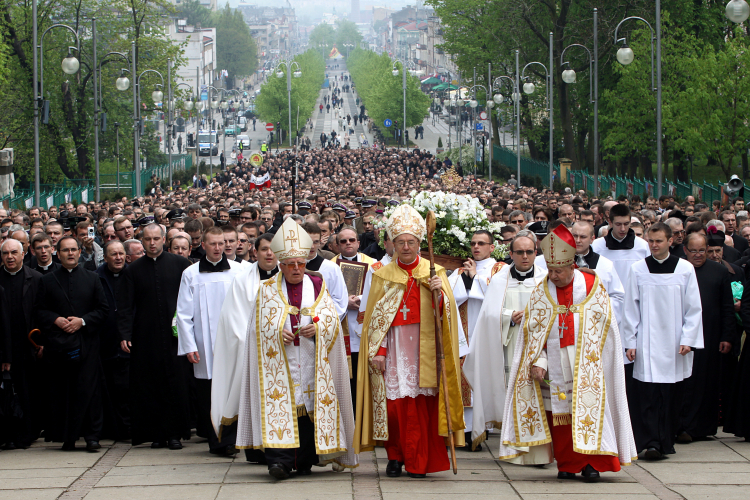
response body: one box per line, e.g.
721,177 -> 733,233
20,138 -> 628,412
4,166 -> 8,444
271,217 -> 312,261
540,224 -> 576,268
386,204 -> 426,242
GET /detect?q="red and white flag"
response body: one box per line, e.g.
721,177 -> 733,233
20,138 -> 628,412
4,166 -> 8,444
249,172 -> 271,190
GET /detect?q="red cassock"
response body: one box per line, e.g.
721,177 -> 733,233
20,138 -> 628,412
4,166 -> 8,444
548,271 -> 620,474
377,257 -> 449,475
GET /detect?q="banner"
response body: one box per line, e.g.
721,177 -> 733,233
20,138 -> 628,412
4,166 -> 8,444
250,172 -> 271,190
46,195 -> 54,209
81,189 -> 88,203
24,197 -> 32,209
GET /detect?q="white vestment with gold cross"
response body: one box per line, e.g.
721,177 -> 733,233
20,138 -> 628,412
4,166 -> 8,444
235,272 -> 358,468
497,270 -> 637,465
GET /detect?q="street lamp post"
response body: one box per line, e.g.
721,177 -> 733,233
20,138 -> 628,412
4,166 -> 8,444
275,59 -> 302,148
561,8 -> 598,196
468,81 -> 488,178
34,14 -> 81,206
521,32 -> 555,188
392,58 -> 420,148
491,51 -> 521,184
134,66 -> 165,197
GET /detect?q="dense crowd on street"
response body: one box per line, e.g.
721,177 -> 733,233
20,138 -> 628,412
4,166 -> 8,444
0,144 -> 748,484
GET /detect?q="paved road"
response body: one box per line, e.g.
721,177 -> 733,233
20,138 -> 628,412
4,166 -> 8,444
2,431 -> 748,499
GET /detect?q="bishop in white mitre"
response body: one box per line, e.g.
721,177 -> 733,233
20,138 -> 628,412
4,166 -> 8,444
235,218 -> 358,479
447,229 -> 501,450
496,224 -> 636,481
464,229 -> 547,451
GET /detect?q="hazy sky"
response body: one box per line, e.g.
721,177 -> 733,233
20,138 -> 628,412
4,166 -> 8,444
228,0 -> 416,23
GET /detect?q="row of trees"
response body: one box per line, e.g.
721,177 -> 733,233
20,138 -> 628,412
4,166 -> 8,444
254,50 -> 325,140
426,0 -> 750,182
347,49 -> 430,141
0,0 -> 257,186
309,20 -> 363,59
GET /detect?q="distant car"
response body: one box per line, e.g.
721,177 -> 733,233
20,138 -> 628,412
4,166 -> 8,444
236,135 -> 251,150
225,119 -> 240,136
238,116 -> 248,131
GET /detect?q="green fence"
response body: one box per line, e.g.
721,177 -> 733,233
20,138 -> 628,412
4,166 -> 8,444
0,155 -> 192,210
494,145 -> 741,204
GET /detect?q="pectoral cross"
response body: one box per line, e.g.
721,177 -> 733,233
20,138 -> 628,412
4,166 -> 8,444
304,384 -> 315,398
558,321 -> 568,339
400,304 -> 410,321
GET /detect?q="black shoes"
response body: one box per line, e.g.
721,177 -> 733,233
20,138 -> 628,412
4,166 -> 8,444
407,472 -> 426,478
86,440 -> 101,452
297,468 -> 312,476
151,441 -> 166,449
167,439 -> 182,450
557,471 -> 576,479
268,463 -> 291,480
385,460 -> 403,477
644,447 -> 663,460
676,432 -> 693,444
61,441 -> 76,451
581,464 -> 600,482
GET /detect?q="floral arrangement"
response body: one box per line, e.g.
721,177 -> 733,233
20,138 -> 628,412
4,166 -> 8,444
378,190 -> 508,260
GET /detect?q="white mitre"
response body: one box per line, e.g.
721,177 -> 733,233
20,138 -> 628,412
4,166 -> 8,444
271,217 -> 312,261
386,204 -> 426,242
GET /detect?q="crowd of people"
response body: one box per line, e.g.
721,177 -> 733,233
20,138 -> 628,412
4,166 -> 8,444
0,144 -> 747,485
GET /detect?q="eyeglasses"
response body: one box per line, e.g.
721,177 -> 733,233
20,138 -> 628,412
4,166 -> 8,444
674,229 -> 686,235
280,261 -> 305,269
685,248 -> 706,255
513,250 -> 535,257
339,238 -> 357,244
511,219 -> 525,224
470,241 -> 490,247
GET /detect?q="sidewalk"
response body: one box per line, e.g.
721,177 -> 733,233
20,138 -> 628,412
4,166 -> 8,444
1,430 -> 749,499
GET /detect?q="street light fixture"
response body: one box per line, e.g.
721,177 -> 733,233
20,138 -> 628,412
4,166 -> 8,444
61,51 -> 80,74
392,58 -> 417,148
275,58 -> 302,148
492,50 -> 521,184
151,86 -> 164,104
615,14 -> 659,194
727,0 -> 750,23
560,8 -> 599,196
133,65 -> 165,196
521,32 -> 555,188
116,71 -> 131,91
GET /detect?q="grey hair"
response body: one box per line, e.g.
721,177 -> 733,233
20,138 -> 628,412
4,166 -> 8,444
641,210 -> 657,221
707,219 -> 725,231
0,238 -> 22,253
8,224 -> 25,234
509,210 -> 532,222
123,239 -> 143,255
664,217 -> 684,229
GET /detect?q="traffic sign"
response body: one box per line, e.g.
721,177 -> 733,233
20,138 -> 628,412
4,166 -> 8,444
476,123 -> 484,131
479,111 -> 488,120
384,119 -> 392,128
265,123 -> 275,131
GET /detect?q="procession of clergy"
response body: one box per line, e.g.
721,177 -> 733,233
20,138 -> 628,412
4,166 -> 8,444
176,198 -> 731,482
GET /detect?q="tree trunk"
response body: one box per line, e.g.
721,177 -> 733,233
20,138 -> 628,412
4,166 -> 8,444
557,75 -> 579,169
640,155 -> 652,180
673,149 -> 687,183
628,154 -> 638,178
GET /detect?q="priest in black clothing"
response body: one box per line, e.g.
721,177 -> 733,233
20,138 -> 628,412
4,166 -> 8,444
30,233 -> 61,275
36,236 -> 109,452
117,224 -> 192,450
0,239 -> 28,449
97,240 -> 131,441
677,232 -> 737,443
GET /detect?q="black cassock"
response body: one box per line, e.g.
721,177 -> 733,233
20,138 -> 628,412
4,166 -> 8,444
36,265 -> 109,443
0,266 -> 42,448
117,251 -> 192,445
676,260 -> 737,438
722,261 -> 750,439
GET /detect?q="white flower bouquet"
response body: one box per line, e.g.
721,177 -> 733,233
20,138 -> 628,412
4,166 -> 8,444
378,190 -> 508,260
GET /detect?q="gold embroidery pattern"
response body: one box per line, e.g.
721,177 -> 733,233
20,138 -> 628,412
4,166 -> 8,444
573,281 -> 609,452
511,284 -> 554,445
256,277 -> 296,448
366,279 -> 405,441
311,287 -> 345,454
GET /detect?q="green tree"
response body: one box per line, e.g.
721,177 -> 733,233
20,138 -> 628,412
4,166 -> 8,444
177,0 -> 212,28
211,4 -> 258,88
309,23 -> 336,59
335,19 -> 362,55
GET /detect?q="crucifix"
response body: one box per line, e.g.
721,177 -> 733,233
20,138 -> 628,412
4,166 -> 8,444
558,320 -> 568,338
285,229 -> 298,247
304,384 -> 315,398
400,304 -> 410,321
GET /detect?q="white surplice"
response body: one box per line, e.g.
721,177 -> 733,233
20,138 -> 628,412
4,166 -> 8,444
463,263 -> 547,449
210,263 -> 263,434
621,258 -> 704,383
176,259 -> 244,379
314,257 -> 349,319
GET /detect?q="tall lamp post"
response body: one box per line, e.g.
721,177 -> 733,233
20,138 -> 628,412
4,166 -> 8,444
275,59 -> 302,148
95,49 -> 131,201
134,66 -> 165,197
521,32 -> 555,189
343,43 -> 354,58
392,58 -> 421,148
34,16 -> 81,206
561,8 -> 598,196
468,83 -> 488,178
167,79 -> 195,188
491,50 -> 521,185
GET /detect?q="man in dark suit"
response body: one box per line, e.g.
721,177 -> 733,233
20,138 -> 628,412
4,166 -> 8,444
37,236 -> 109,452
